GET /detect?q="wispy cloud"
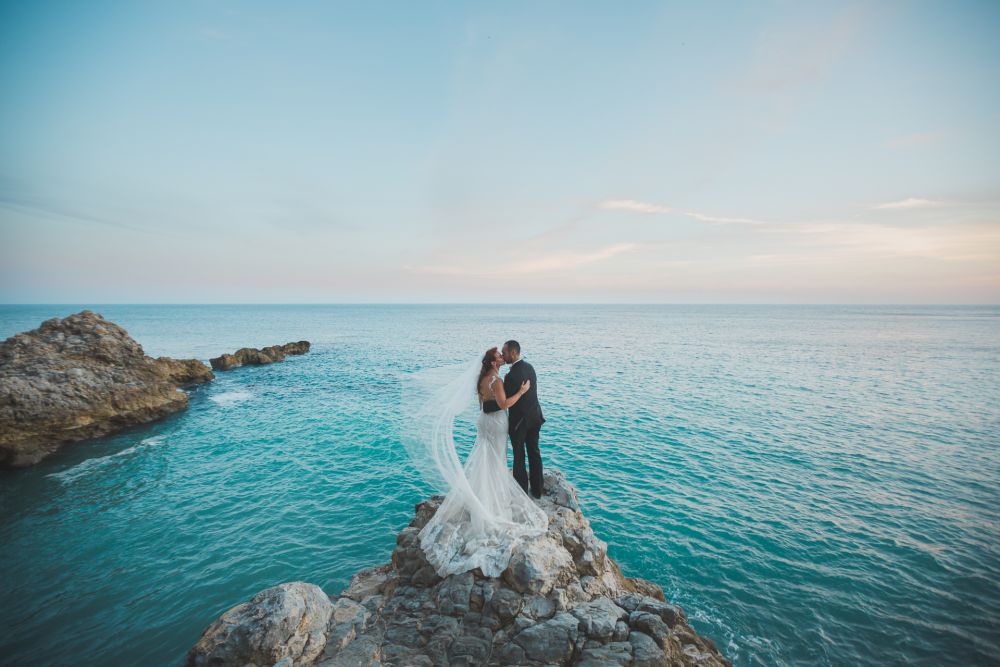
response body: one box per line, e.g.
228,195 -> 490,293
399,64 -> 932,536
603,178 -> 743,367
762,220 -> 1000,262
681,211 -> 770,226
598,199 -> 670,214
509,243 -> 637,273
596,198 -> 773,226
873,198 -> 943,210
0,192 -> 164,236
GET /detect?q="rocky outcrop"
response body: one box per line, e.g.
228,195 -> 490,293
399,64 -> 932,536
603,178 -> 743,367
0,310 -> 213,468
209,341 -> 310,371
186,583 -> 335,667
185,471 -> 730,667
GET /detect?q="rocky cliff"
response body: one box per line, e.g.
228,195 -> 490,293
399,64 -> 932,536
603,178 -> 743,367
186,471 -> 730,667
0,310 -> 213,467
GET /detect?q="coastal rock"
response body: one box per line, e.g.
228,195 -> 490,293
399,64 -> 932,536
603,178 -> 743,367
209,341 -> 310,371
188,470 -> 731,666
0,310 -> 213,468
184,582 -> 334,667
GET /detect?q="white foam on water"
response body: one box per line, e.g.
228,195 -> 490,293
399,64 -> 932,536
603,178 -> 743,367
209,390 -> 254,407
48,435 -> 169,483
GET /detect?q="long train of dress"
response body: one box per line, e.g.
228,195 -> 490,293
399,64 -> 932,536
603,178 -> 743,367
418,408 -> 548,577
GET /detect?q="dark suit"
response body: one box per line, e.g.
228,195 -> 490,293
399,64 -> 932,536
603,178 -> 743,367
504,359 -> 545,497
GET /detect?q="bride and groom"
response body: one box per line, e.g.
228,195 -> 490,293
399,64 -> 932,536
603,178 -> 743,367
404,340 -> 548,578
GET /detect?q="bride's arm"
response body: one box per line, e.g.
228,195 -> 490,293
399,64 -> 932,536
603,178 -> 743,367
493,375 -> 530,409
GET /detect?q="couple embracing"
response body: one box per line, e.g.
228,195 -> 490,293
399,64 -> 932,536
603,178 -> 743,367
479,340 -> 545,500
403,340 -> 549,579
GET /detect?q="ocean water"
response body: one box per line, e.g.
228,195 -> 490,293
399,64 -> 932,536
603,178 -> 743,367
1,304 -> 998,666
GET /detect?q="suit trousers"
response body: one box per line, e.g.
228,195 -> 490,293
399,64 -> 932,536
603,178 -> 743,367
511,423 -> 543,497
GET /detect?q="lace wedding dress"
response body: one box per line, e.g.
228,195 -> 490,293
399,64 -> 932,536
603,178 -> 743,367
402,363 -> 548,578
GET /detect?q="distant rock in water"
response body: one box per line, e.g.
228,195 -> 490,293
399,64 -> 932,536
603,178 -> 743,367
209,341 -> 310,371
0,310 -> 213,468
185,471 -> 730,667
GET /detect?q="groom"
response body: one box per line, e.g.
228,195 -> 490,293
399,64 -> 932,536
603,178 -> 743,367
502,340 -> 545,499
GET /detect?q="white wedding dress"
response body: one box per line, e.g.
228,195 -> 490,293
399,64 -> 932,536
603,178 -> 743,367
413,374 -> 548,578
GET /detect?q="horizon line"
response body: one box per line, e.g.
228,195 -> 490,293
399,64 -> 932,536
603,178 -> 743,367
2,302 -> 998,307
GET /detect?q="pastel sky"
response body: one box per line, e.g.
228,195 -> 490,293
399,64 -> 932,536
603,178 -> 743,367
2,1 -> 998,303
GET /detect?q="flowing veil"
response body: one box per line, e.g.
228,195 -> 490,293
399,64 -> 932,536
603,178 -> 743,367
400,355 -> 492,521
400,353 -> 548,577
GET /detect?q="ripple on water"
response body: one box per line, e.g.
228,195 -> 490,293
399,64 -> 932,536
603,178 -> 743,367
47,435 -> 169,483
208,390 -> 255,406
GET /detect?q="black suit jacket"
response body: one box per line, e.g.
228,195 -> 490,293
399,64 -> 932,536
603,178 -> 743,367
504,359 -> 544,436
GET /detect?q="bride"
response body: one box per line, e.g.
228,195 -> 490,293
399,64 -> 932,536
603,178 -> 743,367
401,347 -> 549,578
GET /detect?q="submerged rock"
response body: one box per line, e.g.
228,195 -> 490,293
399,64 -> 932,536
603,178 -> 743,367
0,310 -> 213,468
186,470 -> 731,666
209,341 -> 310,371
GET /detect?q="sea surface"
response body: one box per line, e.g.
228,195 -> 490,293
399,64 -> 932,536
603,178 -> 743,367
1,304 -> 998,666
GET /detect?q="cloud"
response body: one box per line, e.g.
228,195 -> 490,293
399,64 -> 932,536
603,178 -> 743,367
0,192 -> 165,236
681,211 -> 769,226
765,220 -> 1000,262
596,199 -> 768,226
873,198 -> 943,210
509,243 -> 637,273
598,199 -> 671,214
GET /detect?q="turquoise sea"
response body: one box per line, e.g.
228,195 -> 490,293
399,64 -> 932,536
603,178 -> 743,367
1,304 -> 998,666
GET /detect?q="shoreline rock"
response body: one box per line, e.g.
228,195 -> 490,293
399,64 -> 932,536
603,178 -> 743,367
186,471 -> 731,666
209,341 -> 310,371
0,310 -> 213,468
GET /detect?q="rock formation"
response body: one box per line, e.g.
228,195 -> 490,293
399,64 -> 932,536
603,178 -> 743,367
0,310 -> 213,468
185,471 -> 730,667
209,341 -> 310,371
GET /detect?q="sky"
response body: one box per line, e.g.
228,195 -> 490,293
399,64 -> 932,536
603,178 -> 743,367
1,0 -> 998,304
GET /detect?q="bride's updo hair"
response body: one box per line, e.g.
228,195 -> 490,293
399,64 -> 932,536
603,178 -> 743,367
478,346 -> 499,391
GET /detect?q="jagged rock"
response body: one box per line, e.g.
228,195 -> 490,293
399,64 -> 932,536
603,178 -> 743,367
513,611 -> 580,663
579,641 -> 633,666
629,630 -> 667,667
189,470 -> 732,666
489,586 -> 524,623
209,341 -> 310,370
636,597 -> 685,628
0,310 -> 214,467
343,563 -> 397,602
524,593 -> 556,620
435,571 -> 475,615
630,611 -> 673,650
502,533 -> 576,595
572,597 -> 629,642
324,597 -> 370,654
184,582 -> 334,667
